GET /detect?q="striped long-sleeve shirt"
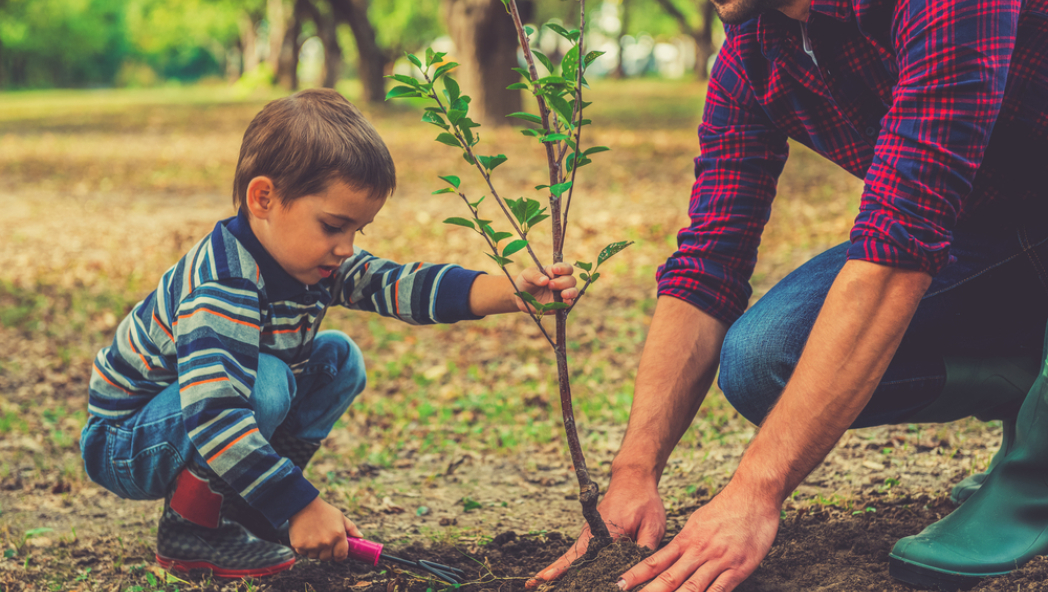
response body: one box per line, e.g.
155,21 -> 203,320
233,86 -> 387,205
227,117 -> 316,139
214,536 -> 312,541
89,211 -> 482,526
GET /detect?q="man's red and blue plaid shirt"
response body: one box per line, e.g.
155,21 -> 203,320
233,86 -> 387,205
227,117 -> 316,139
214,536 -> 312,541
657,0 -> 1048,325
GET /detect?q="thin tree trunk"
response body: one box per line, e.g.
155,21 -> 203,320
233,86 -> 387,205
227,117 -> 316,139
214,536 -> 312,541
299,0 -> 342,88
651,0 -> 717,80
239,13 -> 260,74
329,0 -> 387,103
443,0 -> 530,126
614,0 -> 629,78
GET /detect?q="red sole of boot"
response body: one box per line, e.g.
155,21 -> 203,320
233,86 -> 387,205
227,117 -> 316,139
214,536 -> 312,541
156,554 -> 295,578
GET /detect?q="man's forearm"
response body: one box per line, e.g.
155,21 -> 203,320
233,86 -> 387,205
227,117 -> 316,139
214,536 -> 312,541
731,260 -> 932,504
612,296 -> 729,482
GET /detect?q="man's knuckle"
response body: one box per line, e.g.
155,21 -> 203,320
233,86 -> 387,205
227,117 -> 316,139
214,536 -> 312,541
680,581 -> 704,592
656,571 -> 678,586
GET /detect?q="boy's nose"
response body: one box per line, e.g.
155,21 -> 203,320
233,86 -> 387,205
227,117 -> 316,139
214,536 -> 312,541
333,238 -> 355,258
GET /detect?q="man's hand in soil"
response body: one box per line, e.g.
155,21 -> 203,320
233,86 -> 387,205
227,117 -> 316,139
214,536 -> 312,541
526,471 -> 667,587
614,480 -> 779,591
288,496 -> 363,561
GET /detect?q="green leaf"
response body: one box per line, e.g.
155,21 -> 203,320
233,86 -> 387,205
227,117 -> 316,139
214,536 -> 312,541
507,82 -> 530,90
562,45 -> 580,82
516,291 -> 544,311
425,47 -> 436,67
521,128 -> 541,137
444,76 -> 461,103
24,528 -> 53,539
549,181 -> 573,197
407,53 -> 423,69
447,109 -> 466,124
146,572 -> 158,587
580,272 -> 589,282
3,549 -> 16,559
439,175 -> 461,188
584,51 -> 606,67
534,184 -> 550,191
598,241 -> 634,265
537,75 -> 569,86
532,50 -> 555,74
463,152 -> 476,165
546,95 -> 574,124
575,261 -> 593,272
544,302 -> 569,310
541,133 -> 570,142
433,62 -> 458,81
508,198 -> 528,225
512,66 -> 533,80
524,25 -> 535,37
590,272 -> 601,282
525,213 -> 549,229
545,23 -> 579,41
431,187 -> 455,195
507,112 -> 543,125
584,146 -> 611,156
485,253 -> 513,267
385,86 -> 419,100
389,74 -> 419,86
435,133 -> 461,148
421,111 -> 448,129
492,231 -> 513,243
443,218 -> 476,230
462,497 -> 483,512
503,239 -> 528,256
478,154 -> 508,171
469,196 -> 485,208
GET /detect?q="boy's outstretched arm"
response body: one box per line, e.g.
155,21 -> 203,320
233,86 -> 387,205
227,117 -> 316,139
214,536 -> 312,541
469,263 -> 578,316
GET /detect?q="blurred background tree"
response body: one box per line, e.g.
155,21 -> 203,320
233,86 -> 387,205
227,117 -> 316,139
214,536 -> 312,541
0,0 -> 722,104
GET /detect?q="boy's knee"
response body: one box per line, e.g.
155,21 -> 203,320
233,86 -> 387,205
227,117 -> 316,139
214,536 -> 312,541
316,331 -> 367,401
253,354 -> 296,434
718,313 -> 798,426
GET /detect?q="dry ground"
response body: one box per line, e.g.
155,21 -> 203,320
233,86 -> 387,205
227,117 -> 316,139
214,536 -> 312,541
0,80 -> 1019,591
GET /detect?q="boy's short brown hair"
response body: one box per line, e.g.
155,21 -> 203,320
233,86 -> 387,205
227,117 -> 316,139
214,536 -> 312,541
232,89 -> 396,210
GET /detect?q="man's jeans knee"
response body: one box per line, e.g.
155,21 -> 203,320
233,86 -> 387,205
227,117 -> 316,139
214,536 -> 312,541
80,330 -> 367,499
717,221 -> 1048,430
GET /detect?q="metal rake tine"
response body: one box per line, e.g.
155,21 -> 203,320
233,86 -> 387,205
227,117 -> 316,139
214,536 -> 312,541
419,559 -> 467,577
415,560 -> 462,584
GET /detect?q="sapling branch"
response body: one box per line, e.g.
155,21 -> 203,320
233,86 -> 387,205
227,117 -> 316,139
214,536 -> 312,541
562,2 -> 587,235
419,70 -> 549,275
456,191 -> 557,349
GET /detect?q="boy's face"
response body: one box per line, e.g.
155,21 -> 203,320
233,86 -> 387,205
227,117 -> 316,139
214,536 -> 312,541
248,178 -> 386,285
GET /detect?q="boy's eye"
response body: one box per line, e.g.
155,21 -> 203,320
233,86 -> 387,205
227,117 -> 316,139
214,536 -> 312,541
322,222 -> 344,235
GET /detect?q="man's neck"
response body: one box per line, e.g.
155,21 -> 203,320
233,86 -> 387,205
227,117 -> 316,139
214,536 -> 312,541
778,0 -> 811,21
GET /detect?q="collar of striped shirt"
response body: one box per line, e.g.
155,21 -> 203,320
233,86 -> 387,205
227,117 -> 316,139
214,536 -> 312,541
225,209 -> 311,302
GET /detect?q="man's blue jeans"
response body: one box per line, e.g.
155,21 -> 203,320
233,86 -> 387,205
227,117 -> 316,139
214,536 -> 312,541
81,331 -> 366,500
719,222 -> 1048,428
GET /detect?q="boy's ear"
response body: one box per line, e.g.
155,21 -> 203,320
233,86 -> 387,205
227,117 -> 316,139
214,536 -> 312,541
245,176 -> 277,219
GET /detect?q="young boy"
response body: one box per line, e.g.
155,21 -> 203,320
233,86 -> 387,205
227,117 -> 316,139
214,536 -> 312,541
80,89 -> 576,578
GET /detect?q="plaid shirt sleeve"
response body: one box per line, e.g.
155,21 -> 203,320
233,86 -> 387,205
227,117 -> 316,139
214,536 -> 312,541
656,36 -> 790,325
848,0 -> 1021,273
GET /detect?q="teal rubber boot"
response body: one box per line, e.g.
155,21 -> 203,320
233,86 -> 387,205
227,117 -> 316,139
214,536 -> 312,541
889,347 -> 1048,590
902,356 -> 1037,504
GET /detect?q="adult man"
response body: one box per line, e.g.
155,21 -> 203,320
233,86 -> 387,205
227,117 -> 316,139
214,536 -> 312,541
529,0 -> 1048,590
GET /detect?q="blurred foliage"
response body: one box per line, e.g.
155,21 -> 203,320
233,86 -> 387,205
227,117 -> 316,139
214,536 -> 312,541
0,0 -> 712,90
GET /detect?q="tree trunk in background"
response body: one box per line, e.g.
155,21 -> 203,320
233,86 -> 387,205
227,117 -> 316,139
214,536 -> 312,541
695,0 -> 715,80
614,0 -> 629,78
272,0 -> 305,89
329,0 -> 387,103
651,0 -> 717,80
299,0 -> 342,88
443,0 -> 530,126
239,13 -> 261,74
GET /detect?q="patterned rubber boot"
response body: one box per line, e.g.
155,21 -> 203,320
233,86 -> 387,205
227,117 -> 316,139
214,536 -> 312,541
225,428 -> 322,545
155,465 -> 296,578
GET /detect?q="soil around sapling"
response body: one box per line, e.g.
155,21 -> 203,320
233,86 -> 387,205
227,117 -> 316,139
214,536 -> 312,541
251,495 -> 1048,592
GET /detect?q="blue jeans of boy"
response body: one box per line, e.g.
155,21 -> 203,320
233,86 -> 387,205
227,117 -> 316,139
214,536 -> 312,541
81,331 -> 366,500
718,221 -> 1048,428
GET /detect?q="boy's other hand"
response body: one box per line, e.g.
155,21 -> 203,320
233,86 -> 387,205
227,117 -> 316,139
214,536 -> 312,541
515,263 -> 578,313
288,496 -> 363,561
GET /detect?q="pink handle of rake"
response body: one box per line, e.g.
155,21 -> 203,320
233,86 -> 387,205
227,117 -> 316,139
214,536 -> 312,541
346,536 -> 383,566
